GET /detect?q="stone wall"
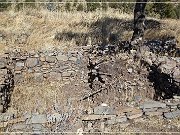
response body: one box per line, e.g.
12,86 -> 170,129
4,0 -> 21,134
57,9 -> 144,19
4,48 -> 89,84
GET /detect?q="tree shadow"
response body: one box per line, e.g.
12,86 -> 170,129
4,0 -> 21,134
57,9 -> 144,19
147,63 -> 180,100
54,17 -> 161,46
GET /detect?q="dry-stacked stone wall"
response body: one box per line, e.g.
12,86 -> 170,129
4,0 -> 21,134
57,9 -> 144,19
5,49 -> 88,84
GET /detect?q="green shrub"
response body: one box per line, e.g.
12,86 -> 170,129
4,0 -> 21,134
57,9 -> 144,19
77,4 -> 84,11
175,4 -> 180,19
153,0 -> 177,19
0,0 -> 11,11
65,2 -> 71,11
24,0 -> 36,8
86,0 -> 101,11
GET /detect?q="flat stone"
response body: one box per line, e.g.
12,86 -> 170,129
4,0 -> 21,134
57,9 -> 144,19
57,54 -> 68,61
164,110 -> 180,119
140,100 -> 166,109
11,123 -> 27,131
94,104 -> 115,115
69,57 -> 77,61
49,72 -> 62,81
143,108 -> 158,112
157,108 -> 170,113
62,72 -> 72,77
33,73 -> 44,82
116,116 -> 127,123
126,109 -> 143,120
145,111 -> 163,116
30,114 -> 47,124
31,123 -> 45,131
26,58 -> 38,68
45,56 -> 57,63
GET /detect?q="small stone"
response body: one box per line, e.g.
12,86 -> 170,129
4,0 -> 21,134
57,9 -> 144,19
45,56 -> 57,63
69,57 -> 77,61
31,114 -> 46,124
164,110 -> 180,119
39,56 -> 46,62
49,72 -> 62,81
0,61 -> 6,69
126,109 -> 143,120
0,105 -> 3,113
15,61 -> 24,70
94,104 -> 115,115
33,73 -> 44,82
143,108 -> 158,112
57,54 -> 68,61
116,116 -> 127,123
62,72 -> 72,77
26,58 -> 38,68
127,68 -> 133,73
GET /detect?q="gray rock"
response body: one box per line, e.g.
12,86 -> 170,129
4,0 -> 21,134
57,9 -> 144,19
106,117 -> 116,125
164,110 -> 180,119
33,73 -> 44,82
116,116 -> 127,123
126,112 -> 143,119
140,100 -> 166,109
26,58 -> 38,68
49,72 -> 62,81
15,61 -> 24,70
0,61 -> 5,69
31,123 -> 46,131
145,111 -> 163,116
94,105 -> 114,115
31,114 -> 47,124
56,54 -> 68,61
69,57 -> 77,62
62,72 -> 72,77
11,123 -> 27,131
143,107 -> 158,112
45,56 -> 57,63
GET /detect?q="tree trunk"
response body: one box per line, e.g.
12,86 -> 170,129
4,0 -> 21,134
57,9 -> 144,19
131,0 -> 147,47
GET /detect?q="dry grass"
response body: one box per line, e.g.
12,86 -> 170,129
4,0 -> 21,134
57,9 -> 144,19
0,8 -> 179,54
10,75 -> 86,117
